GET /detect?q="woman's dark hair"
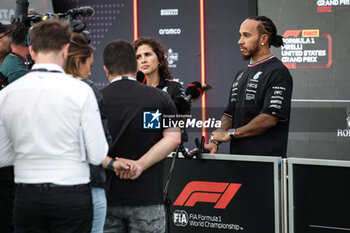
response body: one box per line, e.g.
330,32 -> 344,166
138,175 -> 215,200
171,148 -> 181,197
248,16 -> 284,48
133,37 -> 173,80
65,32 -> 94,78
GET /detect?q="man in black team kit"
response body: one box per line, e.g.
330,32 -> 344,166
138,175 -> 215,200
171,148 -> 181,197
101,40 -> 181,233
206,16 -> 293,157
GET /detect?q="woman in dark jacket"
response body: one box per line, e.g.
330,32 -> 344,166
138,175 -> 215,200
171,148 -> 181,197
64,33 -> 113,233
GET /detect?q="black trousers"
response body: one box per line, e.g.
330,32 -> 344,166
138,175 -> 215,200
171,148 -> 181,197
0,166 -> 15,233
0,187 -> 15,233
14,183 -> 93,233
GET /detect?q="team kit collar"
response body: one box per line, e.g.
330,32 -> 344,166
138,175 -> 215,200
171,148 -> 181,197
157,77 -> 166,88
248,55 -> 275,68
111,76 -> 136,83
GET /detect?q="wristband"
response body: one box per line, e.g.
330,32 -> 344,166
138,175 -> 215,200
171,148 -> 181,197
107,158 -> 116,171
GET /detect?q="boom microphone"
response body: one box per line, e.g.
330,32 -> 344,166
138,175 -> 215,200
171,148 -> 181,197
12,0 -> 29,23
66,6 -> 95,18
185,81 -> 203,102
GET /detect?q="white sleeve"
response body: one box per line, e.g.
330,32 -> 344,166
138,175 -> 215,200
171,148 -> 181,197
0,118 -> 16,167
81,88 -> 109,165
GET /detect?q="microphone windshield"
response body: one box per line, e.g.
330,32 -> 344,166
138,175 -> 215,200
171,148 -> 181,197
79,6 -> 95,17
136,71 -> 146,84
185,81 -> 202,99
13,0 -> 29,23
67,6 -> 95,18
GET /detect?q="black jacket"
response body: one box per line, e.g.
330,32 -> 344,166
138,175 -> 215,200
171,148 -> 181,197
142,77 -> 189,114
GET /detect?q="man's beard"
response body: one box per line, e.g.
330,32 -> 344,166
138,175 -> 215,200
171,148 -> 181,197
241,40 -> 259,61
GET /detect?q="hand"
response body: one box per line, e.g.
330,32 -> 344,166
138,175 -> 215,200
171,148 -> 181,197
112,158 -> 135,178
211,130 -> 230,142
112,158 -> 133,173
126,161 -> 143,180
204,143 -> 218,154
115,159 -> 143,180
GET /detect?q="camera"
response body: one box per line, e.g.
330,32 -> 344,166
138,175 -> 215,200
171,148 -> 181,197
11,0 -> 94,43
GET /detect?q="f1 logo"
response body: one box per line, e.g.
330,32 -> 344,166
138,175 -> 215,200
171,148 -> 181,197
173,181 -> 242,209
283,30 -> 301,38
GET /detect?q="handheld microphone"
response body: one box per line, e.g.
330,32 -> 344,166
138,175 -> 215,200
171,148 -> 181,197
66,6 -> 95,18
136,71 -> 147,84
185,81 -> 203,102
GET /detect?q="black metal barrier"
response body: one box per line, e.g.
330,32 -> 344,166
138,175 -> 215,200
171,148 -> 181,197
164,155 -> 350,233
164,154 -> 281,233
288,158 -> 350,233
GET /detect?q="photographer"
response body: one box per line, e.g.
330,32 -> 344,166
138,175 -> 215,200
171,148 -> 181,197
0,23 -> 12,67
0,22 -> 31,83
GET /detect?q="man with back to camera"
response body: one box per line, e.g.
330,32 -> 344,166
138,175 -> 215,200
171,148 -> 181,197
0,19 -> 112,233
0,22 -> 31,83
205,16 -> 293,157
101,40 -> 181,233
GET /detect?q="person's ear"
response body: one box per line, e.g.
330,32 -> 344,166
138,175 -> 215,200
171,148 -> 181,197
62,43 -> 70,59
260,34 -> 269,46
29,45 -> 35,61
103,65 -> 110,78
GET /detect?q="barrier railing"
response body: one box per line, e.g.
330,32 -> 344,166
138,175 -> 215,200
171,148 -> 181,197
164,153 -> 281,233
165,154 -> 350,233
288,158 -> 350,233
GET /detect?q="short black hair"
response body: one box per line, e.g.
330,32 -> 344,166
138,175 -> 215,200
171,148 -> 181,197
10,22 -> 28,46
248,16 -> 284,48
103,40 -> 137,76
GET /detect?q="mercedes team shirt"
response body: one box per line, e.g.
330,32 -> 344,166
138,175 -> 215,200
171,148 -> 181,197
224,56 -> 293,157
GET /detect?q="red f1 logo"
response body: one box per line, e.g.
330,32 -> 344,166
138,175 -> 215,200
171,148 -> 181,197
283,30 -> 301,38
173,181 -> 242,209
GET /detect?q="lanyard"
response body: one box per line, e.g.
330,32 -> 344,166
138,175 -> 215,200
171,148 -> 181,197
10,52 -> 32,71
30,68 -> 62,73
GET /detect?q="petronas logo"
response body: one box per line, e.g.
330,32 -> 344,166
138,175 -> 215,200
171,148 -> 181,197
253,71 -> 262,80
